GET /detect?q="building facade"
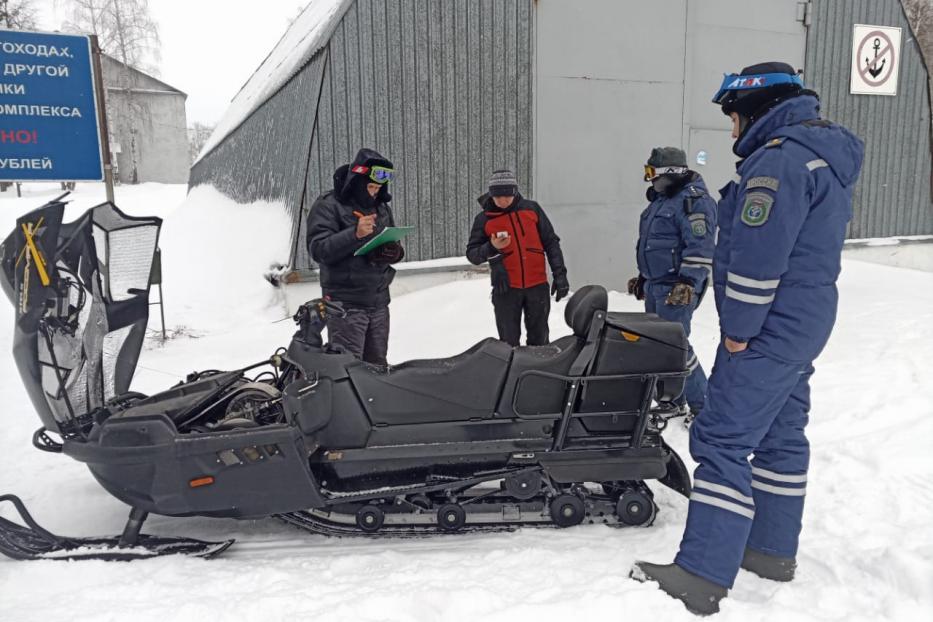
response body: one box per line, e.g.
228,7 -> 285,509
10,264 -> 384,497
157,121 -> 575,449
102,54 -> 189,185
191,0 -> 933,291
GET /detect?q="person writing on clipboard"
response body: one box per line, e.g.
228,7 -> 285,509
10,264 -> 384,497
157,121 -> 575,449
466,169 -> 569,346
307,148 -> 405,366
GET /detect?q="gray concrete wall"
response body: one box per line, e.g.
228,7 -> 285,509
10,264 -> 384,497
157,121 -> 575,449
102,56 -> 190,184
534,0 -> 806,293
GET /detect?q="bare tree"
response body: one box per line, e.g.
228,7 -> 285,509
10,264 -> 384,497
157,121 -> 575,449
59,0 -> 161,74
903,0 -> 933,64
187,122 -> 215,164
59,0 -> 162,184
0,0 -> 39,30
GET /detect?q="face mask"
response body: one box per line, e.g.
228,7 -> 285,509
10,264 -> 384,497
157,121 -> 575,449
651,176 -> 676,194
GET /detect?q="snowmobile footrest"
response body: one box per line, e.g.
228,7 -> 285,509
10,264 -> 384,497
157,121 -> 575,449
0,493 -> 234,561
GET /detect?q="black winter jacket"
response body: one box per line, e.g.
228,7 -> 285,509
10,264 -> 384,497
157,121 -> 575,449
306,149 -> 402,307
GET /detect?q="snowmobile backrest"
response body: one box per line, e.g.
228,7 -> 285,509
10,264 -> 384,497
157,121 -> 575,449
564,285 -> 608,337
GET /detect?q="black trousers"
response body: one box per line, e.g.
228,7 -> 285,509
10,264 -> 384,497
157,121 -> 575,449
326,304 -> 390,365
492,283 -> 551,346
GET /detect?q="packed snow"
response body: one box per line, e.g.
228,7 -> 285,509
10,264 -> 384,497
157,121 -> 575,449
0,183 -> 931,621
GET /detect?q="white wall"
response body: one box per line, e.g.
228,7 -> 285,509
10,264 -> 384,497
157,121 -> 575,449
534,0 -> 807,292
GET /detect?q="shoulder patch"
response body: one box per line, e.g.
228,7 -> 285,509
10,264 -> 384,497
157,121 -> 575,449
741,192 -> 773,227
690,219 -> 708,237
765,137 -> 785,149
746,176 -> 780,192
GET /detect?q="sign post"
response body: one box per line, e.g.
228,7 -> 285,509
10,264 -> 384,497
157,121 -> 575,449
89,35 -> 114,202
0,29 -> 109,190
850,24 -> 902,96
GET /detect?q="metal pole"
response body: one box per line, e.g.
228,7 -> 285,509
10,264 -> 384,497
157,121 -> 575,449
89,35 -> 115,204
158,282 -> 167,341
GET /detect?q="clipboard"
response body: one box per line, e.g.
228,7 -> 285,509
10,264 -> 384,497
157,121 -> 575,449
354,226 -> 416,256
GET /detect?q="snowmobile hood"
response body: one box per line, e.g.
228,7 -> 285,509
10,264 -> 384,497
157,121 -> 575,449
0,199 -> 161,436
334,148 -> 394,204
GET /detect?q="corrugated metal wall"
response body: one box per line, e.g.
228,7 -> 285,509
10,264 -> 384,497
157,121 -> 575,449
188,53 -> 327,223
191,0 -> 535,269
294,0 -> 535,267
806,0 -> 933,238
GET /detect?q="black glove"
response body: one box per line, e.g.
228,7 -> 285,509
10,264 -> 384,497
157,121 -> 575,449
551,274 -> 570,302
665,282 -> 694,306
490,259 -> 510,295
369,241 -> 404,264
627,275 -> 646,301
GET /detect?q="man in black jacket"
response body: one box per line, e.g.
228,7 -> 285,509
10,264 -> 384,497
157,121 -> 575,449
466,169 -> 569,346
306,148 -> 404,366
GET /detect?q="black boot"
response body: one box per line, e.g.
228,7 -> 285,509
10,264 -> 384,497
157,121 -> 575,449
630,561 -> 727,615
741,548 -> 796,582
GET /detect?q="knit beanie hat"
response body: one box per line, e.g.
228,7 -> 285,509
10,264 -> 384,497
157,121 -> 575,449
488,169 -> 518,197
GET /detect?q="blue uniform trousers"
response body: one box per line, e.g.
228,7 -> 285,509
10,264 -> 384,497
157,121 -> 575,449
674,344 -> 813,588
644,281 -> 708,413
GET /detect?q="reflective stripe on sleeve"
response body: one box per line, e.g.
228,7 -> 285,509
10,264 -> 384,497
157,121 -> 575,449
690,492 -> 755,519
682,256 -> 713,265
725,286 -> 775,305
727,272 -> 780,290
751,467 -> 808,483
806,159 -> 829,171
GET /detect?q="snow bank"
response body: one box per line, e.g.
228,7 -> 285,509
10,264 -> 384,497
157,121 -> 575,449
195,0 -> 352,162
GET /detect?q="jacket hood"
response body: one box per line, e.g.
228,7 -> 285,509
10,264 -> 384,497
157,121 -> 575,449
735,95 -> 864,187
333,148 -> 394,204
773,118 -> 865,188
646,171 -> 706,201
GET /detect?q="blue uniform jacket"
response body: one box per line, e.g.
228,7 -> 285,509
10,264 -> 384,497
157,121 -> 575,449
714,95 -> 864,363
636,176 -> 717,293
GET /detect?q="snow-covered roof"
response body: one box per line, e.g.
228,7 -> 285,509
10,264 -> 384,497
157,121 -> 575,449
195,0 -> 352,163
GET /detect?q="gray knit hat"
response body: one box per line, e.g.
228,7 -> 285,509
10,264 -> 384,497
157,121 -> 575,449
647,147 -> 688,168
488,169 -> 518,197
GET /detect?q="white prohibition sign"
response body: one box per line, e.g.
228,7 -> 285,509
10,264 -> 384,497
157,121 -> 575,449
857,30 -> 895,87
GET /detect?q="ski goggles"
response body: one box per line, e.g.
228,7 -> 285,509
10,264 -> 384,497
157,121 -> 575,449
711,72 -> 804,104
351,164 -> 395,184
644,164 -> 688,181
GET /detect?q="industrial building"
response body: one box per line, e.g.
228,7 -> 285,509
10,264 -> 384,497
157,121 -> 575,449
102,54 -> 189,184
190,0 -> 933,291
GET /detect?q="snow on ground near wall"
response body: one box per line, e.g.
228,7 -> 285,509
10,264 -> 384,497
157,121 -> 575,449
0,184 -> 932,621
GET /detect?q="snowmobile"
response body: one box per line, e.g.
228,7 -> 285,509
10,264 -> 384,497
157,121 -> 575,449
0,198 -> 691,561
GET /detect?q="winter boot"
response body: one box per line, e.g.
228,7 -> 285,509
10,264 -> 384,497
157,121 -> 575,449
741,548 -> 796,582
630,561 -> 727,616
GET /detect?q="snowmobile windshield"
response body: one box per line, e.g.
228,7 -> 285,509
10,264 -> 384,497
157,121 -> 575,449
0,198 -> 162,438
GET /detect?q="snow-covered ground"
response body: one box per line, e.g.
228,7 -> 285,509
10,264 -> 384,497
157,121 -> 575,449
0,183 -> 931,621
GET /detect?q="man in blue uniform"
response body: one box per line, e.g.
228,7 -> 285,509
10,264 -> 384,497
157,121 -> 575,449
628,147 -> 716,420
631,62 -> 864,614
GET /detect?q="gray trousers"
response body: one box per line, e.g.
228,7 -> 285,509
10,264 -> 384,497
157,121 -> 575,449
326,304 -> 390,366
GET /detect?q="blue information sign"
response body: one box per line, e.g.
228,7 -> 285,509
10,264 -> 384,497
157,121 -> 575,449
0,30 -> 104,181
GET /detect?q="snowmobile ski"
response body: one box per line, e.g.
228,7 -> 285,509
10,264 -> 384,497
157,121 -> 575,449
0,494 -> 234,561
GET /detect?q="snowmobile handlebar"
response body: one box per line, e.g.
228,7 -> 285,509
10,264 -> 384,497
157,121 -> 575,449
292,298 -> 346,348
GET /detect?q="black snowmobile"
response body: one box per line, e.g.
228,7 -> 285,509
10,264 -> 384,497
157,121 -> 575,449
0,198 -> 691,561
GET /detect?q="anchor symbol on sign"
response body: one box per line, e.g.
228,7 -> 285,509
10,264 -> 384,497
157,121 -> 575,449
865,38 -> 886,78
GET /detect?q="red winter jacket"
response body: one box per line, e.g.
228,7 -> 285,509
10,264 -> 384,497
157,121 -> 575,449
466,194 -> 567,289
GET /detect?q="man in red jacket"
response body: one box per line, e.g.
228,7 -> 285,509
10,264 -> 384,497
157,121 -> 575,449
466,169 -> 569,346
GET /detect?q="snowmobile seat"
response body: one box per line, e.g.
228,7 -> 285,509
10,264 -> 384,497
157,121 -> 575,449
347,338 -> 513,425
496,335 -> 582,419
565,285 -> 609,337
